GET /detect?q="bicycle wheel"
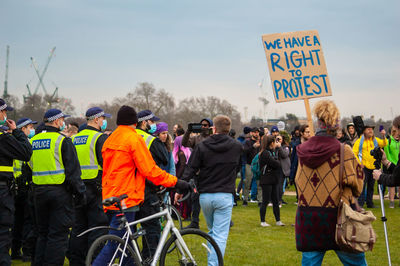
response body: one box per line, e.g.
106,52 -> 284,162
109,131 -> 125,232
159,228 -> 224,266
166,204 -> 183,229
86,234 -> 141,266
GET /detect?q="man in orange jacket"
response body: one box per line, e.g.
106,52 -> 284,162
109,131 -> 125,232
97,105 -> 189,264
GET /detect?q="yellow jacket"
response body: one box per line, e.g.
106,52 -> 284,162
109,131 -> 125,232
353,136 -> 387,170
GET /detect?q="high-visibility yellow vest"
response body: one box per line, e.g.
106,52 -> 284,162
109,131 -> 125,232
72,129 -> 103,180
136,129 -> 155,149
29,132 -> 66,185
13,160 -> 23,178
0,132 -> 13,173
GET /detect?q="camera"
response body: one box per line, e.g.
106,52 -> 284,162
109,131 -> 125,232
188,123 -> 203,133
370,146 -> 383,169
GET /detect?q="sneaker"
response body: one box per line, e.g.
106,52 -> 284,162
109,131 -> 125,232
243,200 -> 248,206
389,201 -> 395,208
279,204 -> 282,208
294,202 -> 298,205
249,200 -> 258,203
276,221 -> 285,226
267,203 -> 273,207
260,222 -> 270,227
281,201 -> 288,205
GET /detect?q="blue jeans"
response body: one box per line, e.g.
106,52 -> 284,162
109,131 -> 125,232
93,212 -> 136,266
302,251 -> 367,266
200,193 -> 233,266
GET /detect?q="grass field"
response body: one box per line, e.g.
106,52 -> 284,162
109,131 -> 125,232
12,193 -> 400,265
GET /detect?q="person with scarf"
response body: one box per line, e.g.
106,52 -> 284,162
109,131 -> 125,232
295,100 -> 365,265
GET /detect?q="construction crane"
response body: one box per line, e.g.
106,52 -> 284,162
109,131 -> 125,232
25,47 -> 59,106
3,45 -> 9,99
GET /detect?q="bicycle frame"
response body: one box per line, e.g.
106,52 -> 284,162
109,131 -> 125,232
125,208 -> 196,266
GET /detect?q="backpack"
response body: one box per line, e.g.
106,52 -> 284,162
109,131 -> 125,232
251,153 -> 261,180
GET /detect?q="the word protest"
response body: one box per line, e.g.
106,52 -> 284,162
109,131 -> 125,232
262,30 -> 332,103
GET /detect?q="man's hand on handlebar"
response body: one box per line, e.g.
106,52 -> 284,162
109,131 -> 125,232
174,193 -> 183,205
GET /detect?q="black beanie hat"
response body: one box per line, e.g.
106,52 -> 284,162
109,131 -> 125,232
116,105 -> 138,125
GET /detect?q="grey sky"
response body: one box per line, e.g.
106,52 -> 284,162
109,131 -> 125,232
1,0 -> 399,120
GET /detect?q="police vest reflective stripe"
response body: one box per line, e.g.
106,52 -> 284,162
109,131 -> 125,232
13,160 -> 23,177
0,132 -> 14,173
72,129 -> 102,180
29,132 -> 66,185
136,129 -> 155,149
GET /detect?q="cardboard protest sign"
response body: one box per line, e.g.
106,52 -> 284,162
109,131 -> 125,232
262,30 -> 331,103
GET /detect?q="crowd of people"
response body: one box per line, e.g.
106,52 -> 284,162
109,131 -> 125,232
1,95 -> 400,266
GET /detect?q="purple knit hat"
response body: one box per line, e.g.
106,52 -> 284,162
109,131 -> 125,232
154,122 -> 168,135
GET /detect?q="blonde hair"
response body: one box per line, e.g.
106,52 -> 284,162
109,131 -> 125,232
313,100 -> 340,135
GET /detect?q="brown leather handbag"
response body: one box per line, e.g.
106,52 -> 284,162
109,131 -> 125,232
335,144 -> 377,253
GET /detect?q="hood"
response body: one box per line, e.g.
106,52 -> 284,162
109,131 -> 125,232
296,136 -> 340,169
203,134 -> 236,153
200,118 -> 213,127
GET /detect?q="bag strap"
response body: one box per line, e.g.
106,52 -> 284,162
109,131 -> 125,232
338,143 -> 345,201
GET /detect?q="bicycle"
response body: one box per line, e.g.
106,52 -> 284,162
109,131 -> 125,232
79,187 -> 224,266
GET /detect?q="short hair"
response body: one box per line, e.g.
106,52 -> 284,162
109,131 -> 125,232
67,125 -> 78,135
213,115 -> 231,134
393,116 -> 400,129
299,124 -> 309,134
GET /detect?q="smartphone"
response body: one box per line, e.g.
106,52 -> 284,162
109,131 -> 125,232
188,123 -> 203,133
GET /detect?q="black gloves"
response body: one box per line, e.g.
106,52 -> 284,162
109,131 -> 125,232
74,192 -> 87,208
174,179 -> 190,192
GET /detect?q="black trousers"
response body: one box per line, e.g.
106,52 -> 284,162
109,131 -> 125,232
27,188 -> 38,261
33,186 -> 73,266
68,184 -> 108,266
358,168 -> 375,207
136,187 -> 161,261
259,184 -> 280,222
191,192 -> 201,223
11,188 -> 35,257
0,185 -> 14,266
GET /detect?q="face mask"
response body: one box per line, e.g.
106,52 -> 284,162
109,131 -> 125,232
59,121 -> 66,131
101,120 -> 107,131
149,123 -> 157,134
28,129 -> 35,139
0,115 -> 7,126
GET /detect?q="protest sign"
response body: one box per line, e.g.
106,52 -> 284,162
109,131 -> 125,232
262,30 -> 331,103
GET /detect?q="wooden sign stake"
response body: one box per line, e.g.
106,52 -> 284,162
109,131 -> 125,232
304,98 -> 314,135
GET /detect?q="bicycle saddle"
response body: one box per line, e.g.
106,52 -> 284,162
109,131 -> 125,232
102,194 -> 128,206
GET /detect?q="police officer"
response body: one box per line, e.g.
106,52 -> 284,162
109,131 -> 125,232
11,118 -> 37,262
28,108 -> 86,266
68,107 -> 110,266
136,109 -> 170,261
0,98 -> 32,265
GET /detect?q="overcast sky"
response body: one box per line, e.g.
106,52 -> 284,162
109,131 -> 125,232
1,0 -> 399,120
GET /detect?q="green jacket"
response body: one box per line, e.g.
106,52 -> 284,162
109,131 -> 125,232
384,135 -> 399,165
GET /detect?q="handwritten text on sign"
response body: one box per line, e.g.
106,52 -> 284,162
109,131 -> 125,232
262,30 -> 331,103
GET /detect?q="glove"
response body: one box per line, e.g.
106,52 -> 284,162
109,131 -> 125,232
74,192 -> 87,208
174,179 -> 190,193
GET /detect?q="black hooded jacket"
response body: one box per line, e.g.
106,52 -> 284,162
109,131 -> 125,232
182,134 -> 242,194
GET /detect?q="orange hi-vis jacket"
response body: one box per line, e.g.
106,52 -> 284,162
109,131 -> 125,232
101,125 -> 177,210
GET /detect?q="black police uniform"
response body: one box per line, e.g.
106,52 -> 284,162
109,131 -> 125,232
68,125 -> 109,266
27,126 -> 86,266
0,128 -> 32,265
136,129 -> 169,261
11,160 -> 36,261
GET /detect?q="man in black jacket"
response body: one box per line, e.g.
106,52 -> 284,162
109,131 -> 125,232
176,115 -> 242,265
0,99 -> 33,265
